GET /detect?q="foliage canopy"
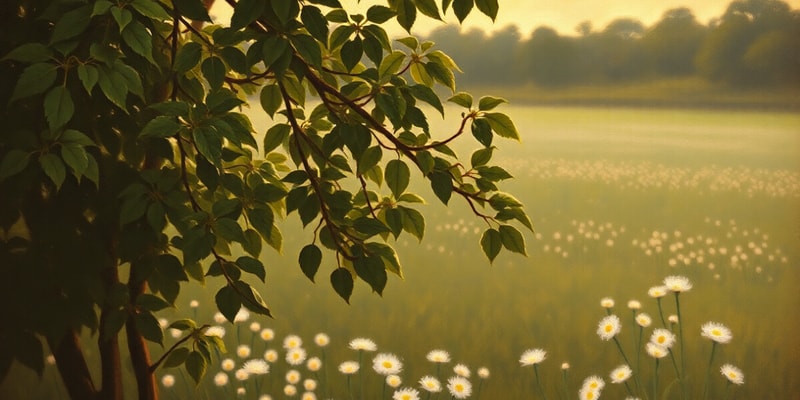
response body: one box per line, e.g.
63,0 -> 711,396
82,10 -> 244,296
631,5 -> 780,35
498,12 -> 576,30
0,0 -> 528,398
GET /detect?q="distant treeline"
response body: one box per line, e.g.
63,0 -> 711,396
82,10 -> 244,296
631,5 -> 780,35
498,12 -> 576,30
425,0 -> 800,88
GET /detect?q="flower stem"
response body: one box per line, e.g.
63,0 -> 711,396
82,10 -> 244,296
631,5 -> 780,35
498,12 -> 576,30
702,342 -> 717,400
674,293 -> 687,398
653,359 -> 660,400
534,364 -> 548,400
561,368 -> 569,400
656,298 -> 667,327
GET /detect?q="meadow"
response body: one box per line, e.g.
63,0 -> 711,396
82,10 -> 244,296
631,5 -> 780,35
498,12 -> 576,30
3,105 -> 798,399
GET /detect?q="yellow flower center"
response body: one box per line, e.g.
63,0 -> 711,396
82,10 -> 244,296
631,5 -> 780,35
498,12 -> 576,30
657,336 -> 665,343
590,382 -> 598,388
455,384 -> 464,392
383,361 -> 392,368
586,391 -> 595,399
604,325 -> 612,333
712,329 -> 721,336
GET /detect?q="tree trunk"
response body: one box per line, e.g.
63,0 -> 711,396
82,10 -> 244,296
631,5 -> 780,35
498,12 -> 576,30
127,277 -> 158,400
98,265 -> 123,400
49,331 -> 97,400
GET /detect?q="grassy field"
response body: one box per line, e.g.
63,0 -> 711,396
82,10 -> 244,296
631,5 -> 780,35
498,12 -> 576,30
2,106 -> 798,399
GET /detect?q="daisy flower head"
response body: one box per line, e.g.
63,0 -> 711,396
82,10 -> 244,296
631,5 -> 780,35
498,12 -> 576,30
221,358 -> 236,372
478,367 -> 490,379
720,364 -> 744,385
338,361 -> 359,374
701,322 -> 732,344
214,312 -> 227,324
578,386 -> 600,400
158,318 -> 169,329
668,314 -> 679,324
286,369 -> 301,384
189,300 -> 199,308
301,393 -> 316,400
520,348 -> 547,366
636,313 -> 652,327
663,275 -> 692,292
214,371 -> 228,387
582,375 -> 605,392
453,363 -> 471,378
205,326 -> 225,338
314,333 -> 330,347
447,376 -> 472,399
283,384 -> 297,397
234,307 -> 250,323
303,378 -> 317,391
646,342 -> 669,359
349,337 -> 377,352
286,347 -> 308,366
259,396 -> 273,400
237,387 -> 246,397
386,374 -> 402,388
161,374 -> 175,388
610,364 -> 632,384
597,315 -> 621,341
249,321 -> 261,332
169,328 -> 181,339
419,375 -> 442,392
306,356 -> 322,372
561,362 -> 570,370
237,344 -> 251,359
235,368 -> 249,381
260,328 -> 275,341
627,300 -> 641,310
243,359 -> 270,375
648,285 -> 668,298
373,353 -> 403,375
283,334 -> 303,349
600,297 -> 615,308
393,387 -> 420,400
650,328 -> 676,348
426,349 -> 451,363
264,349 -> 279,363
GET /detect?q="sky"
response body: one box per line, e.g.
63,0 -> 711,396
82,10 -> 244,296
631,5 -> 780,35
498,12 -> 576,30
210,0 -> 800,37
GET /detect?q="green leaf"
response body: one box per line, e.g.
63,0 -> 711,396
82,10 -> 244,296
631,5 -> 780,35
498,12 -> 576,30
496,207 -> 534,231
301,6 -> 329,44
378,51 -> 406,82
415,0 -> 441,20
242,228 -> 262,258
237,256 -> 266,282
162,347 -> 190,369
0,150 -> 31,181
185,351 -> 207,384
76,64 -> 99,93
367,5 -> 396,23
201,56 -> 226,90
291,34 -> 322,66
330,268 -> 354,303
478,95 -> 507,111
429,170 -> 452,205
263,123 -> 290,153
232,281 -> 271,317
97,68 -> 129,110
452,0 -> 474,23
10,63 -> 57,102
385,159 -> 410,197
92,0 -> 113,16
326,9 -> 349,23
397,205 -> 425,241
341,37 -> 363,71
122,21 -> 156,65
134,311 -> 164,345
470,147 -> 493,168
354,255 -> 387,295
215,217 -> 245,244
137,294 -> 171,312
230,0 -> 266,30
271,0 -> 292,24
483,112 -> 520,140
2,43 -> 52,63
174,42 -> 202,73
357,146 -> 382,176
111,7 -> 133,32
50,5 -> 92,43
259,85 -> 282,118
365,242 -> 403,278
448,92 -> 473,108
353,217 -> 390,237
471,118 -> 492,147
39,153 -> 66,190
408,85 -> 444,116
193,126 -> 222,166
475,0 -> 498,20
499,225 -> 526,255
214,284 -> 241,323
173,0 -> 212,22
424,61 -> 455,92
299,244 -> 322,282
282,74 -> 306,106
254,183 -> 287,203
84,154 -> 100,187
61,144 -> 88,175
489,192 -> 523,210
395,0 -> 416,32
60,129 -> 96,146
397,192 -> 425,203
130,0 -> 171,20
247,207 -> 274,241
480,228 -> 502,263
140,116 -> 182,138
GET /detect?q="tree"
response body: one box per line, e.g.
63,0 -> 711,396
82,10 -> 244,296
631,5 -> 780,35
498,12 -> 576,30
641,8 -> 708,77
0,0 -> 530,399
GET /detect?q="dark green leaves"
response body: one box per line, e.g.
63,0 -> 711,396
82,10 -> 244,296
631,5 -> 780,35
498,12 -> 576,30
448,92 -> 473,109
482,112 -> 520,140
10,63 -> 57,103
185,351 -> 207,384
121,21 -> 156,65
230,0 -> 266,30
341,37 -> 363,71
385,159 -> 410,197
140,116 -> 182,139
452,0 -> 474,23
299,244 -> 322,282
39,153 -> 66,190
367,5 -> 396,23
301,6 -> 329,43
475,0 -> 499,21
2,43 -> 52,63
478,95 -> 507,111
499,225 -> 526,255
480,228 -> 502,263
330,268 -> 354,303
215,284 -> 240,323
394,0 -> 416,32
0,150 -> 31,181
201,57 -> 226,91
174,0 -> 212,22
44,86 -> 74,131
174,42 -> 202,73
429,170 -> 453,204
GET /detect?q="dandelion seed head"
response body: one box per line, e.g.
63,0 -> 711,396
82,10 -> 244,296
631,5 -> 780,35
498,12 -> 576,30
597,315 -> 621,341
338,361 -> 359,374
205,326 -> 225,338
720,364 -> 744,385
426,349 -> 451,363
520,348 -> 547,366
701,322 -> 732,344
243,359 -> 270,375
446,376 -> 472,399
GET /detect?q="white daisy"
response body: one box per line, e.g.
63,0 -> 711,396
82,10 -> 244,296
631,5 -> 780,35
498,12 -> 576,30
426,349 -> 451,363
419,375 -> 441,392
720,364 -> 744,385
264,349 -> 279,363
161,374 -> 175,388
393,387 -> 420,400
600,297 -> 615,308
386,374 -> 402,388
214,371 -> 228,387
243,359 -> 270,375
283,334 -> 303,349
314,333 -> 330,347
286,347 -> 308,366
701,322 -> 732,344
283,384 -> 296,396
205,326 -> 225,338
260,328 -> 275,341
646,342 -> 669,359
648,285 -> 668,298
453,363 -> 470,377
285,369 -> 301,384
349,337 -> 377,351
663,275 -> 692,292
597,315 -> 621,341
636,313 -> 652,327
581,375 -> 605,391
303,378 -> 317,391
520,348 -> 547,366
447,376 -> 472,399
610,364 -> 632,384
306,357 -> 322,372
650,328 -> 676,348
477,367 -> 490,379
237,345 -> 251,359
373,353 -> 403,375
338,361 -> 359,374
221,358 -> 235,372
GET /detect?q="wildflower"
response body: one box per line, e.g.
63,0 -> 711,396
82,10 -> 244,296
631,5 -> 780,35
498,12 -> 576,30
303,378 -> 317,391
419,375 -> 442,392
234,307 -> 250,323
259,395 -> 272,400
477,367 -> 490,379
582,375 -> 605,392
286,369 -> 301,384
636,313 -> 652,327
373,353 -> 403,375
286,347 -> 308,366
701,322 -> 732,344
306,357 -> 322,372
235,368 -> 249,381
426,349 -> 451,363
157,318 -> 168,329
213,312 -> 227,324
646,342 -> 669,359
161,374 -> 175,388
243,359 -> 269,375
447,376 -> 472,399
189,300 -> 199,308
205,326 -> 225,338
260,328 -> 275,341
283,334 -> 303,349
561,362 -> 570,370
314,333 -> 330,347
221,358 -> 236,372
214,371 -> 228,387
339,361 -> 359,374
453,363 -> 471,378
610,365 -> 632,384
301,393 -> 316,400
169,328 -> 181,339
393,387 -> 420,400
668,315 -> 679,324
648,285 -> 668,298
596,315 -> 621,341
600,297 -> 615,308
663,276 -> 692,292
386,374 -> 402,388
349,337 -> 377,351
720,364 -> 744,385
578,387 -> 599,399
237,387 -> 246,396
284,384 -> 297,396
237,344 -> 251,358
650,328 -> 676,348
627,300 -> 641,310
264,349 -> 279,363
249,321 -> 261,332
520,348 -> 547,366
